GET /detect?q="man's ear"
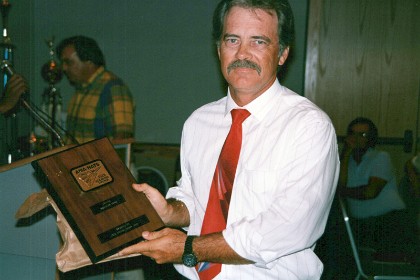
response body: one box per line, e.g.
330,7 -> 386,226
278,47 -> 289,66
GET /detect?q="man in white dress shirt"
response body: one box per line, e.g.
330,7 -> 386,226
120,0 -> 339,279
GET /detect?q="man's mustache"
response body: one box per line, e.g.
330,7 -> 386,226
227,59 -> 261,75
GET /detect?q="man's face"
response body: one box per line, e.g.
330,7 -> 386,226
218,6 -> 289,105
348,123 -> 370,150
60,45 -> 92,86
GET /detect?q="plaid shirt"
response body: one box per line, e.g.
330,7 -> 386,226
66,67 -> 135,144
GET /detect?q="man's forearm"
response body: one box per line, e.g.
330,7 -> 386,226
165,199 -> 253,264
193,233 -> 253,264
338,149 -> 351,189
341,175 -> 387,200
165,198 -> 190,228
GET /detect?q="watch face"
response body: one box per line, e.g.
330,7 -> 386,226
182,253 -> 198,267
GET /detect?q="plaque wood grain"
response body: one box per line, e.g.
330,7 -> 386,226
32,137 -> 165,263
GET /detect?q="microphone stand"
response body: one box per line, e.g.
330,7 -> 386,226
20,98 -> 65,147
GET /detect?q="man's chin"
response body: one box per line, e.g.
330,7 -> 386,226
353,148 -> 368,159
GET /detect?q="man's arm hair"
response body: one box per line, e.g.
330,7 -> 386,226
194,233 -> 253,264
165,198 -> 191,228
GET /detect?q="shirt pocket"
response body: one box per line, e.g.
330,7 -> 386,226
237,169 -> 278,193
233,169 -> 279,215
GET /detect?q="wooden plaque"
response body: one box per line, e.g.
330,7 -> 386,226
32,137 -> 165,263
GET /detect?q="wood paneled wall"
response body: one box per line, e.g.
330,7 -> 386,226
305,0 -> 420,143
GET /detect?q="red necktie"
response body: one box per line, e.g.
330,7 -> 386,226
197,109 -> 250,280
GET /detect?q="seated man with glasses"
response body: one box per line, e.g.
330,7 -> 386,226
338,117 -> 411,255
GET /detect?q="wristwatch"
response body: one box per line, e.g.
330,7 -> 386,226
182,235 -> 198,267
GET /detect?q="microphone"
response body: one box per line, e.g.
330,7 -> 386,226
1,60 -> 16,77
1,60 -> 66,147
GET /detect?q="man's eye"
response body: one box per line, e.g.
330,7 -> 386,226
225,38 -> 239,45
254,40 -> 267,45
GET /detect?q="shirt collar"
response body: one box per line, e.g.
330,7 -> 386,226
225,79 -> 282,121
80,66 -> 105,89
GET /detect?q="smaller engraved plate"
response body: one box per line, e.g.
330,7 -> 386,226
90,195 -> 126,215
71,160 -> 113,192
97,215 -> 150,243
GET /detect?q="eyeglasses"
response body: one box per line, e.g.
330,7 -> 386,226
349,132 -> 368,138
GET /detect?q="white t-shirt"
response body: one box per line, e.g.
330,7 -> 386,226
346,148 -> 406,219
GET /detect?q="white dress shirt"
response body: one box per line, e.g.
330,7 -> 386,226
167,80 -> 340,279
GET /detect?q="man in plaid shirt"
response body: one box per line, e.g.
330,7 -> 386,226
57,35 -> 135,144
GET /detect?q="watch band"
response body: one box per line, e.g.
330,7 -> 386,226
182,235 -> 198,267
184,235 -> 196,255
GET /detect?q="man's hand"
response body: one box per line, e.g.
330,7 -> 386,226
119,228 -> 186,264
132,183 -> 190,227
132,183 -> 172,224
0,74 -> 28,114
341,136 -> 355,159
344,134 -> 356,148
406,158 -> 420,198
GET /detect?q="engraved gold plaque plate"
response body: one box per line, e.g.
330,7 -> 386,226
71,160 -> 113,191
32,137 -> 165,263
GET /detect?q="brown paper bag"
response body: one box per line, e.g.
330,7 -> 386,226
15,189 -> 140,272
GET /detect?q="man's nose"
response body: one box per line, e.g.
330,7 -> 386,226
235,42 -> 252,60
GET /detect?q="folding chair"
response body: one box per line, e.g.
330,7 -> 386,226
338,197 -> 419,280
